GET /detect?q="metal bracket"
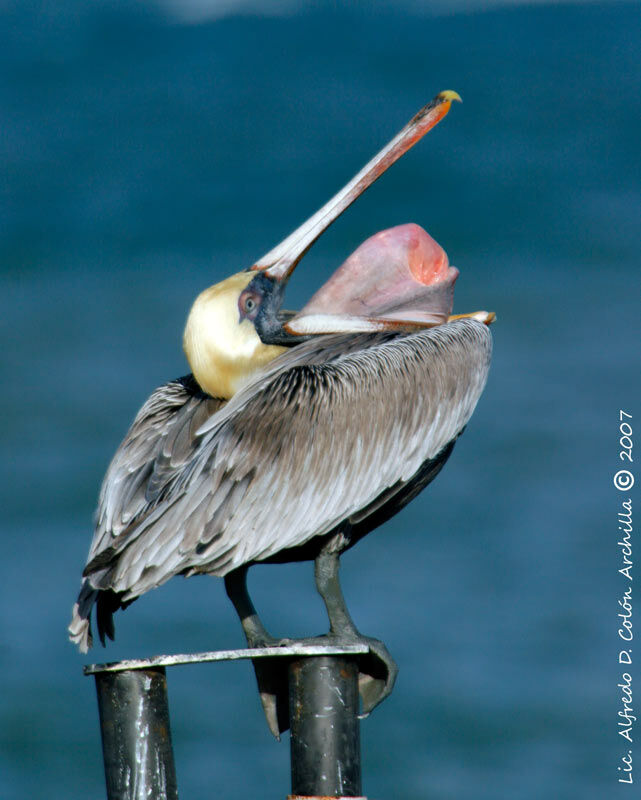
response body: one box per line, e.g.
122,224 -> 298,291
86,645 -> 370,799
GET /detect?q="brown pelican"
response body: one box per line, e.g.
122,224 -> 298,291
69,91 -> 493,735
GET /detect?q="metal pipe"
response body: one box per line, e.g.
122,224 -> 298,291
93,667 -> 178,800
288,655 -> 362,798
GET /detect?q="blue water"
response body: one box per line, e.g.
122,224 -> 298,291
1,2 -> 640,798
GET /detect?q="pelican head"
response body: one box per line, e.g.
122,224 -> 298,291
183,271 -> 289,399
184,91 -> 470,399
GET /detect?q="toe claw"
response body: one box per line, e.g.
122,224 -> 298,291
250,656 -> 290,738
357,637 -> 398,715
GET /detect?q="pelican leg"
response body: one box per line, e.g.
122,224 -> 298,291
314,550 -> 398,716
224,565 -> 276,647
224,566 -> 289,738
224,558 -> 397,736
314,550 -> 359,636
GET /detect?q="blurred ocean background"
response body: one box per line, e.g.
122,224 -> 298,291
1,1 -> 640,798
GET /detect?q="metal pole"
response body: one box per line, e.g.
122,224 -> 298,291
93,667 -> 178,800
288,655 -> 363,798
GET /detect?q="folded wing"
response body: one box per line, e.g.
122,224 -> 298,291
83,320 -> 491,601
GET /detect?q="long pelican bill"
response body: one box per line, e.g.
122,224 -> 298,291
251,90 -> 461,282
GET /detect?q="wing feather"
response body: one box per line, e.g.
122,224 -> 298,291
87,376 -> 225,565
83,319 -> 491,603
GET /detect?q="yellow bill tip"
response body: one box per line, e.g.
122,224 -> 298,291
437,90 -> 462,104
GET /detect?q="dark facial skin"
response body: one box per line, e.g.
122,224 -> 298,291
240,272 -> 309,346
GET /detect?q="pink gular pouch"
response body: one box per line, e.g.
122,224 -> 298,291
285,223 -> 459,335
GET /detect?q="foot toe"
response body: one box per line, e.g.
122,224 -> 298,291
357,636 -> 398,715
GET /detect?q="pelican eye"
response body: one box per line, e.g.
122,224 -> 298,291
239,290 -> 261,320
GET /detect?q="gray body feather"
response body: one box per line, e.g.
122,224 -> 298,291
69,319 -> 491,652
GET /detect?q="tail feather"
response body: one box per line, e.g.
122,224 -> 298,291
96,591 -> 121,646
69,579 -> 133,652
68,581 -> 98,653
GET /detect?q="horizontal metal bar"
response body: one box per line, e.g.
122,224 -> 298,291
84,643 -> 369,675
